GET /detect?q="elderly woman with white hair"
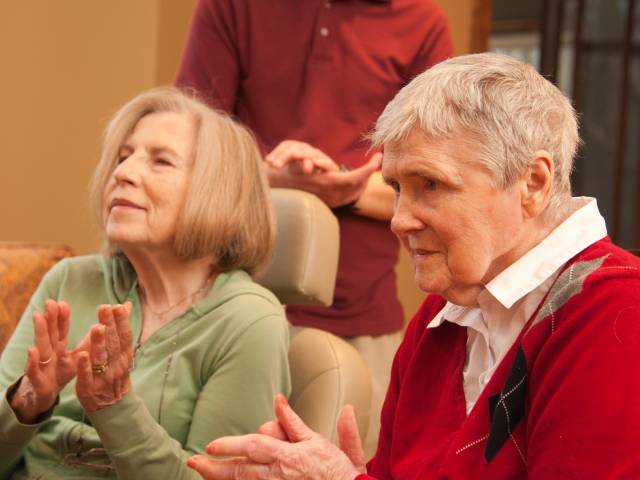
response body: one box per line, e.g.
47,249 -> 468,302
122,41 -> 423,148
0,87 -> 290,479
187,53 -> 640,479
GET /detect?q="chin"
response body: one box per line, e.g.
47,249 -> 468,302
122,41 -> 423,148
106,231 -> 142,248
414,273 -> 448,296
441,284 -> 484,307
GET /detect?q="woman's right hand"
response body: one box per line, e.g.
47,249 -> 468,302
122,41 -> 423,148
10,300 -> 76,423
186,395 -> 365,480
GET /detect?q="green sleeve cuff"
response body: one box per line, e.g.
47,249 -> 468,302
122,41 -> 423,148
0,378 -> 53,445
86,388 -> 155,454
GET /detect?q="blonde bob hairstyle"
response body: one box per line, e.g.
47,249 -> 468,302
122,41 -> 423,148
372,52 -> 580,219
90,86 -> 274,275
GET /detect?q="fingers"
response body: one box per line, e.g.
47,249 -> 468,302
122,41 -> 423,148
56,302 -> 71,353
187,455 -> 261,480
206,434 -> 284,463
337,405 -> 366,469
266,140 -> 309,168
349,152 -> 382,181
98,305 -> 121,363
89,324 -> 108,369
305,153 -> 339,172
44,300 -> 60,347
273,394 -> 315,443
75,351 -> 96,410
75,305 -> 132,412
301,158 -> 315,174
113,303 -> 134,360
266,140 -> 339,172
33,311 -> 53,363
24,347 -> 46,387
257,420 -> 289,441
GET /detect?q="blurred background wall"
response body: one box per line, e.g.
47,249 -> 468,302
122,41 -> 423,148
0,0 -> 485,321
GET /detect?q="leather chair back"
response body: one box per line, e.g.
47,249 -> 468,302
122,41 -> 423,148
259,189 -> 371,443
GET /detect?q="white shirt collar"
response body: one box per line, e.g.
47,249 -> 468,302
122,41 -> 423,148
485,196 -> 606,308
427,197 -> 607,328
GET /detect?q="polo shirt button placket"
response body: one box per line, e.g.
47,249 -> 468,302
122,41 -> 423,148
320,27 -> 329,37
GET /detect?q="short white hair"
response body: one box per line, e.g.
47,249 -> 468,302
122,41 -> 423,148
372,52 -> 579,217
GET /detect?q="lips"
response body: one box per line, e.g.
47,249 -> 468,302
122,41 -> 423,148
110,198 -> 144,210
408,248 -> 440,263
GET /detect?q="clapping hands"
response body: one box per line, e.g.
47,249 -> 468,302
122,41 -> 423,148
75,303 -> 134,412
10,300 -> 75,423
186,394 -> 365,480
10,301 -> 134,423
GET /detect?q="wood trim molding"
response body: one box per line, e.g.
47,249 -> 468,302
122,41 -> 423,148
471,0 -> 493,53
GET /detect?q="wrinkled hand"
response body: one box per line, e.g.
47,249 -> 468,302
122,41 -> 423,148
267,151 -> 382,209
75,303 -> 133,412
266,140 -> 340,174
10,300 -> 75,423
187,394 -> 365,480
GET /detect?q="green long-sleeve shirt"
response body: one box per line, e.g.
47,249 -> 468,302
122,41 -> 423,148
0,255 -> 291,479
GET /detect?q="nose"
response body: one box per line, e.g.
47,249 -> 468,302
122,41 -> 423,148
112,154 -> 143,186
390,192 -> 423,238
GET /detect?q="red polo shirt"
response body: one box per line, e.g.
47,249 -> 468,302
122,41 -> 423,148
176,0 -> 453,336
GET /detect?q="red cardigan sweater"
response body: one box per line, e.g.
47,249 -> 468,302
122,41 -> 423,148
357,238 -> 640,479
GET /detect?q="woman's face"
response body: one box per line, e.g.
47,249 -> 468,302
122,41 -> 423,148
103,111 -> 196,254
382,130 -> 530,307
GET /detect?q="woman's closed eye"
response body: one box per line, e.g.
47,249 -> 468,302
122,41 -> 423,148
117,152 -> 131,164
154,157 -> 174,167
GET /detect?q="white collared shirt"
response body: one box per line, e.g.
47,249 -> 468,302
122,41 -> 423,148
427,197 -> 607,413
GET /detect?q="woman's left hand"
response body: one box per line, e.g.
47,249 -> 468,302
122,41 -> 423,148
75,303 -> 133,412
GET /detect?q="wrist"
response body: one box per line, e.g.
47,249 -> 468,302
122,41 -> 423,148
9,377 -> 57,424
343,196 -> 361,212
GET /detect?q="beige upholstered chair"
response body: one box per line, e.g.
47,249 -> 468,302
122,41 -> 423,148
287,327 -> 371,443
258,189 -> 372,443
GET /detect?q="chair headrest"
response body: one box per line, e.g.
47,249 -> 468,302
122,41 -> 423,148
256,189 -> 339,306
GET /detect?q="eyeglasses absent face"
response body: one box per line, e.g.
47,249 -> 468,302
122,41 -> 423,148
103,112 -> 196,255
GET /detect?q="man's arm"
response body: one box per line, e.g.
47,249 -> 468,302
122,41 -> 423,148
353,172 -> 395,221
175,0 -> 240,111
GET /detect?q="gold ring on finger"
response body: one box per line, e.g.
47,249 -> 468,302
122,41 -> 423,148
39,356 -> 53,366
92,362 -> 108,375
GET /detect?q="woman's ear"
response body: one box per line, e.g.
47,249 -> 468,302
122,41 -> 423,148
521,150 -> 553,219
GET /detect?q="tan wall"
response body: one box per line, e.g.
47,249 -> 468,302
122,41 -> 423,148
1,0 -> 475,321
440,0 -> 474,55
156,0 -> 198,85
0,2 -> 161,254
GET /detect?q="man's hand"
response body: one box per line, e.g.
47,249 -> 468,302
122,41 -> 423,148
186,394 -> 365,480
266,140 -> 340,174
267,151 -> 382,209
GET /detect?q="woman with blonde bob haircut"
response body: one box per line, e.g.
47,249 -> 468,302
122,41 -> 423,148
91,86 -> 274,272
0,87 -> 290,479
